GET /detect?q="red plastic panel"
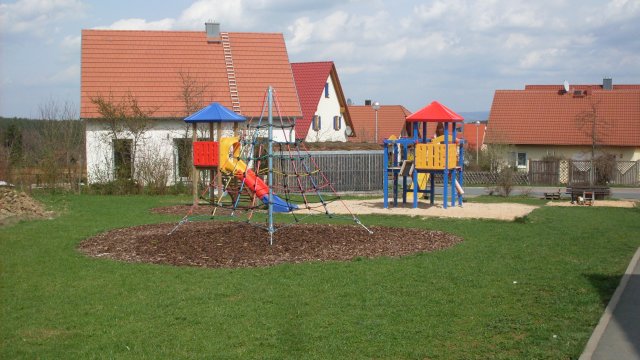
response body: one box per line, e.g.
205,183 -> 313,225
193,141 -> 219,167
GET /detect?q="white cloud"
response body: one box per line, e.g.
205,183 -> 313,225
318,11 -> 349,41
176,0 -> 248,30
519,48 -> 564,69
288,17 -> 314,49
605,0 -> 640,20
61,34 -> 81,50
47,64 -> 80,84
95,18 -> 175,31
414,1 -> 464,22
0,0 -> 85,35
504,33 -> 533,49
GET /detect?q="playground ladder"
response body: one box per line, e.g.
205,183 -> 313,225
221,32 -> 242,114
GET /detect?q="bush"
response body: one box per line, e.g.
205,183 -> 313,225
496,167 -> 516,197
88,179 -> 141,195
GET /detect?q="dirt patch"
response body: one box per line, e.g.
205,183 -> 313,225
78,222 -> 462,269
316,199 -> 538,221
152,200 -> 538,221
0,187 -> 54,225
546,200 -> 638,208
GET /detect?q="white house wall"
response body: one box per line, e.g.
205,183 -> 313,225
305,74 -> 347,142
513,145 -> 640,162
86,118 -> 297,184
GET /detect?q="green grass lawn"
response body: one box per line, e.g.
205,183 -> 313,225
1,194 -> 639,359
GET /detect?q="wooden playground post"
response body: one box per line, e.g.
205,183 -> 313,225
216,123 -> 222,201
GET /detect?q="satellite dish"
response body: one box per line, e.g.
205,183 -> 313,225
563,80 -> 570,92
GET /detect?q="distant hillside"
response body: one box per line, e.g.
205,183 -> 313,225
458,111 -> 489,122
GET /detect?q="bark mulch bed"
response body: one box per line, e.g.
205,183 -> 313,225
79,221 -> 462,269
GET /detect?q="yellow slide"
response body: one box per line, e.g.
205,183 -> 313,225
409,173 -> 430,191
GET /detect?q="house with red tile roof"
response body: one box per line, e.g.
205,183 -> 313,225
486,79 -> 640,169
462,122 -> 486,152
347,103 -> 413,144
291,61 -> 354,142
81,24 -> 302,183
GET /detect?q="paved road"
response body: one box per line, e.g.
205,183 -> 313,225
580,248 -> 640,360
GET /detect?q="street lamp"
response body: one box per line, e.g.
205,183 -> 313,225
475,120 -> 480,166
372,101 -> 381,143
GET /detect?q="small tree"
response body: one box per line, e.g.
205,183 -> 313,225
575,98 -> 609,185
38,99 -> 84,192
483,128 -> 515,173
90,93 -> 155,184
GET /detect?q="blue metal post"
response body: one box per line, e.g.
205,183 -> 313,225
393,142 -> 398,207
443,122 -> 449,209
450,122 -> 457,208
430,170 -> 435,205
383,141 -> 389,208
458,139 -> 464,206
267,86 -> 274,244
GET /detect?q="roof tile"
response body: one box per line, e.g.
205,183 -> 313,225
81,29 -> 301,119
486,86 -> 640,146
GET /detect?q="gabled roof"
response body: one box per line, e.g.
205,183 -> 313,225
347,105 -> 412,143
486,84 -> 640,146
291,61 -> 353,139
462,123 -> 486,150
406,101 -> 464,122
81,29 -> 301,119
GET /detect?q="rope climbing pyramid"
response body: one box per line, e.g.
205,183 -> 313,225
172,86 -> 372,244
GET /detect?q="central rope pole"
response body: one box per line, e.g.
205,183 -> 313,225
267,85 -> 275,245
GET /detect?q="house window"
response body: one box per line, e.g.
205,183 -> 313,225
174,138 -> 192,179
516,152 -> 527,168
333,115 -> 342,130
113,139 -> 133,179
324,83 -> 329,98
312,115 -> 321,131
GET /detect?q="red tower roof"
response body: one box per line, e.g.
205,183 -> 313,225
406,101 -> 464,122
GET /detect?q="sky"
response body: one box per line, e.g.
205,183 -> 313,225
1,0 -> 639,119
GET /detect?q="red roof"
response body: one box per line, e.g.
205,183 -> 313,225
81,29 -> 301,119
406,101 -> 464,122
486,85 -> 640,146
291,61 -> 353,139
348,105 -> 412,143
462,123 -> 486,150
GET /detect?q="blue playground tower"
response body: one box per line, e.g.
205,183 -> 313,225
383,101 -> 465,209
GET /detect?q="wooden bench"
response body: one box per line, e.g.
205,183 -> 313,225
565,185 -> 611,203
543,191 -> 561,200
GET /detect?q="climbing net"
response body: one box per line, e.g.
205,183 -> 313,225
171,88 -> 372,238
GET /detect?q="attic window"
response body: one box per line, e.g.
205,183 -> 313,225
573,90 -> 584,97
324,83 -> 329,98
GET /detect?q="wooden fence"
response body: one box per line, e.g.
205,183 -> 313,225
529,160 -> 639,186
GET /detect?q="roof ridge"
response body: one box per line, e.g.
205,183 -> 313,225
292,61 -> 334,65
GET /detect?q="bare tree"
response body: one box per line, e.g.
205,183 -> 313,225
178,70 -> 209,116
90,92 -> 155,182
575,98 -> 610,185
575,99 -> 606,161
173,71 -> 214,182
38,98 -> 84,191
